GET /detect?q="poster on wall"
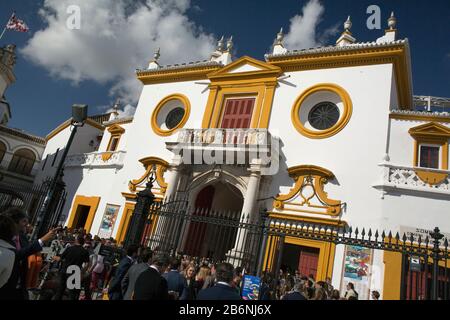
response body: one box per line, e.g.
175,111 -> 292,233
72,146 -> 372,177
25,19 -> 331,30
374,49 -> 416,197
340,245 -> 373,300
242,275 -> 261,300
98,204 -> 120,239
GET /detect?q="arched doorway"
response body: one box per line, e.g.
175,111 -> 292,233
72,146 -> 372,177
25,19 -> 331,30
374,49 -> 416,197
183,182 -> 244,260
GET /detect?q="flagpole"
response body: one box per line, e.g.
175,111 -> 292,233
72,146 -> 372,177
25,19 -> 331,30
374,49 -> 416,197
0,11 -> 15,41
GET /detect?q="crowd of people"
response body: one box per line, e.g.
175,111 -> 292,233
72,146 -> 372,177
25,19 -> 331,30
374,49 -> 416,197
0,207 -> 382,301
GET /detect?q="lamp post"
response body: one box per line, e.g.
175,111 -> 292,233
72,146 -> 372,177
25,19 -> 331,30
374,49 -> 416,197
31,104 -> 88,241
123,166 -> 156,248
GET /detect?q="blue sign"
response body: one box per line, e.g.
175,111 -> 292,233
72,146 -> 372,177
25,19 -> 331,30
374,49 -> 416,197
242,275 -> 261,300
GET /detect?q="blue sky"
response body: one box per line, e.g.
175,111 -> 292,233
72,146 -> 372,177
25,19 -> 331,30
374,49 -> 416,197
1,0 -> 449,137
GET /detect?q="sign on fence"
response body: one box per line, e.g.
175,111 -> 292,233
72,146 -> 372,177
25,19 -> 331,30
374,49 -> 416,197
400,226 -> 450,246
242,275 -> 261,300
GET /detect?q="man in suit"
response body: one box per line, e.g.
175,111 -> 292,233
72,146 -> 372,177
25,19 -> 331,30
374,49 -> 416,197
133,253 -> 170,300
162,257 -> 185,299
1,208 -> 56,300
121,248 -> 152,300
197,263 -> 241,300
108,244 -> 138,300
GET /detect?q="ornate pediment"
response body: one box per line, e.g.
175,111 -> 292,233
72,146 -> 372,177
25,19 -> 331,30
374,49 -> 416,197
108,124 -> 125,135
273,165 -> 342,217
207,56 -> 282,80
128,157 -> 168,198
409,122 -> 450,141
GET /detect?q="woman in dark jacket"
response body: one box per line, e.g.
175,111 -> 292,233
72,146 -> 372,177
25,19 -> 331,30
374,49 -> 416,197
180,264 -> 200,300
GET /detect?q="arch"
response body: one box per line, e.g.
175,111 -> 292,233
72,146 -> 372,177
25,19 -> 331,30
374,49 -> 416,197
11,144 -> 41,161
0,140 -> 6,163
187,169 -> 247,199
8,148 -> 36,176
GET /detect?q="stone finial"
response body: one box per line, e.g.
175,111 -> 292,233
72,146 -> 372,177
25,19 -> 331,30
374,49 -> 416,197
113,98 -> 121,112
336,16 -> 356,47
217,35 -> 225,52
226,36 -> 233,52
344,16 -> 352,32
388,12 -> 397,30
276,27 -> 284,45
153,48 -> 160,61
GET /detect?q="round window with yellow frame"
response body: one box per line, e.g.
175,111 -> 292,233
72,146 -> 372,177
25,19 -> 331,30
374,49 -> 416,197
151,94 -> 191,136
291,83 -> 353,139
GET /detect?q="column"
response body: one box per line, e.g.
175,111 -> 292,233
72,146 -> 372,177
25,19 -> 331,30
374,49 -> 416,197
227,162 -> 262,266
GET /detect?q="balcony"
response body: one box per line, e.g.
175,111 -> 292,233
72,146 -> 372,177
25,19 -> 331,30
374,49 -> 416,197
65,151 -> 126,170
373,163 -> 450,196
166,129 -> 277,166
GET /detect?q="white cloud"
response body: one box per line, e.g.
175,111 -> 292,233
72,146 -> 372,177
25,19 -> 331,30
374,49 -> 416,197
107,104 -> 137,118
21,0 -> 216,108
284,0 -> 339,50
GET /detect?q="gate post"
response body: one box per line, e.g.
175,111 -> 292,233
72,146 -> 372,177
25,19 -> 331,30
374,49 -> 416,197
123,179 -> 155,248
430,227 -> 444,300
257,209 -> 270,277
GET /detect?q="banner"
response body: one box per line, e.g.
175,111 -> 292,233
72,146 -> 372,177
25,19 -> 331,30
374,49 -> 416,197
98,204 -> 120,239
340,245 -> 373,300
242,275 -> 261,300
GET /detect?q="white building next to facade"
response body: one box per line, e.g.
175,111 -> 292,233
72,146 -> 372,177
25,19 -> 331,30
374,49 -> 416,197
36,14 -> 450,299
0,44 -> 46,209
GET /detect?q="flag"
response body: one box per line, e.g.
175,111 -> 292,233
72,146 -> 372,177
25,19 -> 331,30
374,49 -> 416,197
6,13 -> 29,33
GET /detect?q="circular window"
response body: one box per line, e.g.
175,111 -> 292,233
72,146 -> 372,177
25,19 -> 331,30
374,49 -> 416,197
291,84 -> 352,139
308,102 -> 340,130
165,107 -> 185,130
151,94 -> 191,136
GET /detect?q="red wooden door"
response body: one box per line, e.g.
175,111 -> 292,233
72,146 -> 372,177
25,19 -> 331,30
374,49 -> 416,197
184,186 -> 215,256
298,248 -> 320,279
220,98 -> 255,129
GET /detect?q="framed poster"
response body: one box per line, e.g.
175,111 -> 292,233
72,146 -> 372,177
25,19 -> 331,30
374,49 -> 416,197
98,204 -> 120,239
340,245 -> 373,300
242,275 -> 261,300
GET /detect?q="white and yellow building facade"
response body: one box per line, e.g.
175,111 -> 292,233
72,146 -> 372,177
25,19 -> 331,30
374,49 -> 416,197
35,16 -> 450,299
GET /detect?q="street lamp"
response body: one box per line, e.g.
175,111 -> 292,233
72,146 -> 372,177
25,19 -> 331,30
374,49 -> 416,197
31,104 -> 88,241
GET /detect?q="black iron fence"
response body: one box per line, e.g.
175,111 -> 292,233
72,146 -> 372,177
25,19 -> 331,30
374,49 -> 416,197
131,197 -> 449,300
0,179 -> 67,230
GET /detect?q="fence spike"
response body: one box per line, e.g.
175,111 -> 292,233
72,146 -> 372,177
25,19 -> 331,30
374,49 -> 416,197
381,231 -> 386,239
374,230 -> 379,239
417,235 -> 422,246
395,232 -> 400,241
354,227 -> 359,237
388,231 -> 392,239
368,229 -> 372,238
409,234 -> 414,243
361,228 -> 366,237
425,236 -> 430,245
402,233 -> 407,242
348,226 -> 353,235
444,238 -> 448,248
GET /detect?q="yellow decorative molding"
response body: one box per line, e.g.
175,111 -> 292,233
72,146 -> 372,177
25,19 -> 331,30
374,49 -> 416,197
107,124 -> 125,135
128,156 -> 169,194
414,169 -> 448,185
267,44 -> 413,108
115,202 -> 135,245
151,94 -> 191,136
202,56 -> 282,129
268,211 -> 347,227
409,122 -> 450,170
101,152 -> 113,162
273,165 -> 342,217
46,118 -> 104,142
291,83 -> 353,139
67,195 -> 101,233
137,64 -> 222,85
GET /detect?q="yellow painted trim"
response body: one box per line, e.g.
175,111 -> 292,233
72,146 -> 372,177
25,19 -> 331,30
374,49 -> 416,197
273,165 -> 342,216
116,202 -> 135,245
104,118 -> 133,126
263,235 -> 335,281
121,192 -> 137,200
107,124 -> 125,135
137,64 -> 221,85
202,56 -> 281,129
106,134 -> 121,152
151,94 -> 191,136
101,152 -> 113,162
390,113 -> 450,123
267,44 -> 412,108
409,122 -> 450,170
46,119 -> 104,142
414,169 -> 448,185
67,195 -> 101,233
383,251 -> 402,300
291,83 -> 353,139
128,156 -> 169,193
